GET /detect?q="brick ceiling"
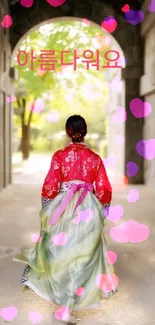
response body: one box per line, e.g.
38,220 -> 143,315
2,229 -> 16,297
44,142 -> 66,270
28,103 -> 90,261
8,0 -> 145,23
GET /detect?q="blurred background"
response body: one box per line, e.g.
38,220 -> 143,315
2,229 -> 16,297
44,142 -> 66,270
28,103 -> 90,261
11,19 -> 125,184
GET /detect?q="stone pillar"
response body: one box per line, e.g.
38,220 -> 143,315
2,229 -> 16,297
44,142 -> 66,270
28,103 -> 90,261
0,1 -> 13,192
122,66 -> 144,184
140,0 -> 155,186
0,90 -> 4,191
106,67 -> 125,178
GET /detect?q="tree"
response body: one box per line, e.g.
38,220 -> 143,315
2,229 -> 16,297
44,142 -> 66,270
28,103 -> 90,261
13,20 -> 111,158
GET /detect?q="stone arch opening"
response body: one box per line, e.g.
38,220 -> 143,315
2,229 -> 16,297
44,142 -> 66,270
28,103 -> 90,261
11,17 -> 127,186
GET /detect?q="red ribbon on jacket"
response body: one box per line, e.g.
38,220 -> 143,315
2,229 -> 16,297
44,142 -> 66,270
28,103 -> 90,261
48,182 -> 94,225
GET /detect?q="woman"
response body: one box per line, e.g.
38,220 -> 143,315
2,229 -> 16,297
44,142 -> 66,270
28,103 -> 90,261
14,115 -> 118,324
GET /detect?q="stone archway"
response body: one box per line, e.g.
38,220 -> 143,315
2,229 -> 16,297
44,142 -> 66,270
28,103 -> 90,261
11,16 -> 126,179
0,0 -> 145,192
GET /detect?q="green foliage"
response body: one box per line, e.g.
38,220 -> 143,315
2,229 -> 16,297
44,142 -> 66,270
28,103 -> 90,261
13,20 -> 111,153
99,140 -> 108,158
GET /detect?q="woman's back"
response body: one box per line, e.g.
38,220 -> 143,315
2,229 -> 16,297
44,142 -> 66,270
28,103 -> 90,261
14,115 -> 118,323
56,142 -> 100,183
41,142 -> 112,205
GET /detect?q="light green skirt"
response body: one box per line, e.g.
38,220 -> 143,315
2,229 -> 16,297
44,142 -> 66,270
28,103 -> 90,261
13,180 -> 118,310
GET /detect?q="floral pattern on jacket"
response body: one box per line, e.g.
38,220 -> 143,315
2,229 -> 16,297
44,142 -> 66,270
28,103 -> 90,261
41,143 -> 112,205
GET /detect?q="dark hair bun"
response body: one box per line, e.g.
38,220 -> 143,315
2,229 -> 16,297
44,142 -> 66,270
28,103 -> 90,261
72,132 -> 83,142
65,115 -> 87,143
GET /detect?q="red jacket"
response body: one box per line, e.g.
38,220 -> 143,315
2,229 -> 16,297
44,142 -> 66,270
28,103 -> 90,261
41,143 -> 112,205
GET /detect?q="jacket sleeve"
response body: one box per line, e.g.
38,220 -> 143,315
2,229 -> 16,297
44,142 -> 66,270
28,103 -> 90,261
41,151 -> 61,200
95,156 -> 112,206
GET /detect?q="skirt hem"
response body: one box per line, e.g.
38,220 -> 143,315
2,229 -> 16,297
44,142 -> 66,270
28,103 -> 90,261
22,280 -> 102,310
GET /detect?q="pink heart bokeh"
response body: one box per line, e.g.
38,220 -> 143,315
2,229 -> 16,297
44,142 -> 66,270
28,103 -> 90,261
7,97 -> 12,103
46,0 -> 66,7
0,306 -> 18,321
136,139 -> 155,160
148,0 -> 155,12
65,93 -> 73,103
1,15 -> 13,28
105,250 -> 118,264
125,10 -> 144,25
122,4 -> 130,12
31,233 -> 41,243
127,189 -> 139,203
47,110 -> 59,122
116,135 -> 125,144
130,98 -> 152,118
7,95 -> 17,103
92,35 -> 111,51
52,232 -> 68,246
110,77 -> 123,92
54,306 -> 70,321
101,17 -> 118,33
79,209 -> 93,222
82,18 -> 91,26
112,107 -> 127,124
28,312 -> 43,324
32,98 -> 44,113
106,205 -> 124,222
126,161 -> 139,177
103,154 -> 116,169
73,209 -> 93,224
75,287 -> 85,296
20,0 -> 34,7
72,215 -> 81,224
110,220 -> 150,243
96,273 -> 119,292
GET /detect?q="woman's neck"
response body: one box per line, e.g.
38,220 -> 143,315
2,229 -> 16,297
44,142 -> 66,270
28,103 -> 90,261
70,141 -> 85,145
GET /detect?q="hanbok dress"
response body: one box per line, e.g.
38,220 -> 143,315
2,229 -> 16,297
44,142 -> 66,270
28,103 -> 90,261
13,142 -> 118,310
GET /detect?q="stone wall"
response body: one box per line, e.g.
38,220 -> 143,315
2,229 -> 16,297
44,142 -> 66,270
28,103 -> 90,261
0,0 -> 13,192
140,0 -> 155,186
105,38 -> 125,179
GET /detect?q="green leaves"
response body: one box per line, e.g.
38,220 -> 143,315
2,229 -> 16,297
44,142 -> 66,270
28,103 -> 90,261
13,20 -> 111,152
14,20 -> 110,93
